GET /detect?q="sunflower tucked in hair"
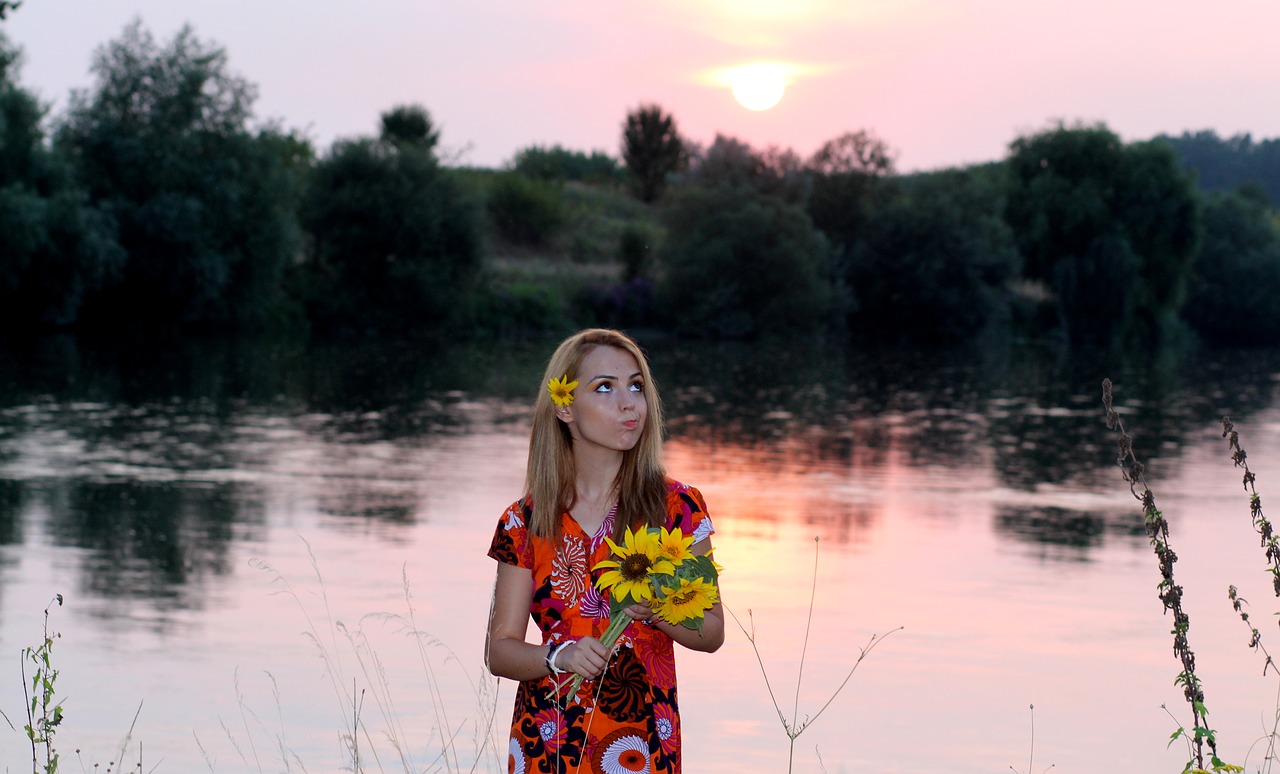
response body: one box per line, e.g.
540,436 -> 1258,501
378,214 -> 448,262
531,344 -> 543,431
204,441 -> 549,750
547,375 -> 578,408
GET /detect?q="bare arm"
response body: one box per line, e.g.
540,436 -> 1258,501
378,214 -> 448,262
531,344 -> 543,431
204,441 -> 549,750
486,562 -> 610,680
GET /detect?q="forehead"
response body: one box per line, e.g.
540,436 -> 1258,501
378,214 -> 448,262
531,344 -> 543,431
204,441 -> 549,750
577,345 -> 640,378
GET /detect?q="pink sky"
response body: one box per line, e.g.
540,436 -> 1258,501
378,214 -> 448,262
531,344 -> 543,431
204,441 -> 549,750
5,0 -> 1279,171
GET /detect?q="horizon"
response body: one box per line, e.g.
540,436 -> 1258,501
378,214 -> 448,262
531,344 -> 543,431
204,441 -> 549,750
4,1 -> 1280,172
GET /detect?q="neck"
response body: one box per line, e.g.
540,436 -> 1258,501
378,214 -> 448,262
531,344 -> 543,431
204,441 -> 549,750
572,444 -> 624,503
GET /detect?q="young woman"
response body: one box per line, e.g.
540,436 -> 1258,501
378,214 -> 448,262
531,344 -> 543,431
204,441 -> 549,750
486,328 -> 724,773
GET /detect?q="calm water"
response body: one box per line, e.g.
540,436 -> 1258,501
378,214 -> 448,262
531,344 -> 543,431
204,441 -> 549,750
3,334 -> 1280,772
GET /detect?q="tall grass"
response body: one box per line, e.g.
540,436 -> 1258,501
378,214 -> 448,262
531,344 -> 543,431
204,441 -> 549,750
212,537 -> 503,773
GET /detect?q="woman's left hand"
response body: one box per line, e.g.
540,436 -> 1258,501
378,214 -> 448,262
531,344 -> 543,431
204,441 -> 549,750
622,602 -> 657,625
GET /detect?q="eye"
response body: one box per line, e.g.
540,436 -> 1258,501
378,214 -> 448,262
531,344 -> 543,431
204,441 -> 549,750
629,381 -> 644,393
593,382 -> 613,393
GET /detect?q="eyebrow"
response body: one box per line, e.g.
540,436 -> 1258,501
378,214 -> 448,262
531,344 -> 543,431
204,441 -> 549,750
587,371 -> 643,382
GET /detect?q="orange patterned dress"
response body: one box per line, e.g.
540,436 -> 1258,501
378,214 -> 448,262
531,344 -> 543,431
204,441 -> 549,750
487,480 -> 714,774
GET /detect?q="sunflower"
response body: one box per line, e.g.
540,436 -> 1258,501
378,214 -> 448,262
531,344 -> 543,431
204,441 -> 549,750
654,526 -> 694,567
594,527 -> 674,604
654,577 -> 719,627
547,374 -> 578,408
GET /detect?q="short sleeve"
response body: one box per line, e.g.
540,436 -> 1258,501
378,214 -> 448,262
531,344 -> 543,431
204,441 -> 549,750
666,481 -> 715,544
488,500 -> 534,568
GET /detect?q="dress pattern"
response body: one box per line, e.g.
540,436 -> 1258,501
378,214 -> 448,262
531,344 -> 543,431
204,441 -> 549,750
488,480 -> 714,774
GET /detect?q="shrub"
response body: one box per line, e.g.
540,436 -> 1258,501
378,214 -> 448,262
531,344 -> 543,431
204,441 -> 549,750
848,169 -> 1020,342
512,144 -> 622,184
300,107 -> 480,334
486,172 -> 565,246
658,186 -> 839,337
1182,188 -> 1280,344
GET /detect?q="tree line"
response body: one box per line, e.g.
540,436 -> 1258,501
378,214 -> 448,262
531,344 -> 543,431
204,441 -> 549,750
3,21 -> 1280,348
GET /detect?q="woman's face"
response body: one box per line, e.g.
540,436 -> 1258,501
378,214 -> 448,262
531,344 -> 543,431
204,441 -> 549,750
560,345 -> 648,453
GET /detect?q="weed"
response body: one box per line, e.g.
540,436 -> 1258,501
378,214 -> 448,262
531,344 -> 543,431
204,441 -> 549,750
726,536 -> 901,774
1102,378 -> 1241,774
1223,416 -> 1280,773
21,594 -> 66,774
1008,704 -> 1054,774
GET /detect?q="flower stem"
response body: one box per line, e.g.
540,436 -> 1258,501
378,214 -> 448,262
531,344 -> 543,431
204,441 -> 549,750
556,615 -> 631,704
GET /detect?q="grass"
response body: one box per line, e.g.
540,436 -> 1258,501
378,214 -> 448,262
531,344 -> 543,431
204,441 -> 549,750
206,537 -> 503,773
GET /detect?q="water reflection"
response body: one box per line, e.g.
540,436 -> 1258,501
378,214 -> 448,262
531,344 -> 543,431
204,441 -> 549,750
994,504 -> 1147,557
2,333 -> 1280,606
47,480 -> 250,611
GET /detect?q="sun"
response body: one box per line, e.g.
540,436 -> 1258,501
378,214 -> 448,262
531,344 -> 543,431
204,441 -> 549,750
714,61 -> 801,112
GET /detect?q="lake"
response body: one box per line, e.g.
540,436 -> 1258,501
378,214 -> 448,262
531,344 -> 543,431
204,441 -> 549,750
3,333 -> 1280,773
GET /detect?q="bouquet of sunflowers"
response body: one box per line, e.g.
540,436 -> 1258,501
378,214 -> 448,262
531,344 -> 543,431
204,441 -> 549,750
556,525 -> 720,704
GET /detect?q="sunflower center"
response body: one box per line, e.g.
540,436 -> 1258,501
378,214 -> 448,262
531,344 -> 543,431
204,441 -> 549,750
619,553 -> 653,580
671,588 -> 698,605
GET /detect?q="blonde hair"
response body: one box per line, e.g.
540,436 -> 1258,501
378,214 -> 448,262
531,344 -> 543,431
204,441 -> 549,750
526,329 -> 666,542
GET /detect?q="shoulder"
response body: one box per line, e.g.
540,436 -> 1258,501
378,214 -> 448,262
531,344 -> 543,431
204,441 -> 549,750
499,497 -> 533,531
663,478 -> 714,539
488,497 -> 536,566
664,478 -> 706,509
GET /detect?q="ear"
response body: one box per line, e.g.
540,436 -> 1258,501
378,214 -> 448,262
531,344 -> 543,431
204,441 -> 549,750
556,405 -> 574,424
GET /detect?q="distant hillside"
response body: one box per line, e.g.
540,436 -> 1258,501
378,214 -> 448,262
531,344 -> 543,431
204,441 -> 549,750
1158,130 -> 1280,205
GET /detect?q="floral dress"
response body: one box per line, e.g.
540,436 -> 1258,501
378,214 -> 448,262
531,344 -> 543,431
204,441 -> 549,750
488,480 -> 714,774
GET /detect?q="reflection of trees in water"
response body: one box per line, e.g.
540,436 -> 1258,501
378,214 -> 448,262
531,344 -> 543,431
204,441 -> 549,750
659,338 -> 1280,493
994,505 -> 1146,559
4,332 -> 1280,601
40,480 -> 262,624
0,478 -> 22,546
660,339 -> 1006,477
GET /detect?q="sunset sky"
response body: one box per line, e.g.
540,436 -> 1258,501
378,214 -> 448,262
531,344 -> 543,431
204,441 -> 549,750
5,1 -> 1279,171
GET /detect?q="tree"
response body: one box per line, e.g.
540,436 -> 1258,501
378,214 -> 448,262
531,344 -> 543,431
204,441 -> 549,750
0,2 -> 20,20
55,21 -> 306,329
621,104 -> 685,203
1005,122 -> 1200,346
1159,130 -> 1280,206
379,104 -> 439,149
804,130 -> 897,256
848,169 -> 1020,342
0,34 -> 123,329
1182,188 -> 1280,344
658,186 -> 840,337
681,134 -> 808,204
807,130 -> 896,177
299,105 -> 480,333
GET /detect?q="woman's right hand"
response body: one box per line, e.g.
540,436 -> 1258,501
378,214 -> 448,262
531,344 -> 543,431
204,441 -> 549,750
557,636 -> 609,679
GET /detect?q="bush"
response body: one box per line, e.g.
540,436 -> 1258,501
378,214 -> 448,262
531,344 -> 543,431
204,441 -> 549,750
1005,122 -> 1200,346
1182,188 -> 1280,344
486,172 -> 565,246
848,169 -> 1019,342
512,144 -> 622,184
658,186 -> 839,338
300,107 -> 481,334
618,224 -> 655,281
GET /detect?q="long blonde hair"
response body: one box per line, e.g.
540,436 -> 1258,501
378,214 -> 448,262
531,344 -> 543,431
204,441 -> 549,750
526,329 -> 667,542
